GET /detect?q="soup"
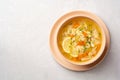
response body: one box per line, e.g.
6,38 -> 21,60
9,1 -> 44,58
57,17 -> 102,62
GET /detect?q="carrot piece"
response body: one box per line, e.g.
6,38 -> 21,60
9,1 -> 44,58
77,52 -> 88,60
72,22 -> 79,28
77,41 -> 85,46
77,54 -> 83,60
82,31 -> 87,37
82,52 -> 88,57
96,44 -> 101,51
69,34 -> 74,38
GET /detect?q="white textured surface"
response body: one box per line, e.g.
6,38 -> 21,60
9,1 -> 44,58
0,0 -> 120,80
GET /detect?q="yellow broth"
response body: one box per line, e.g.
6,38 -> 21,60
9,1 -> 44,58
57,17 -> 102,62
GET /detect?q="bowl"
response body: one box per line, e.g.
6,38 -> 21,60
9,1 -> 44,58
50,11 -> 107,66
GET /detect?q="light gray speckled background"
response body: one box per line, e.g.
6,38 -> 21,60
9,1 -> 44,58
0,0 -> 120,80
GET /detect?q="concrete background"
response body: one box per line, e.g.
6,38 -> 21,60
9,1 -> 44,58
0,0 -> 120,80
